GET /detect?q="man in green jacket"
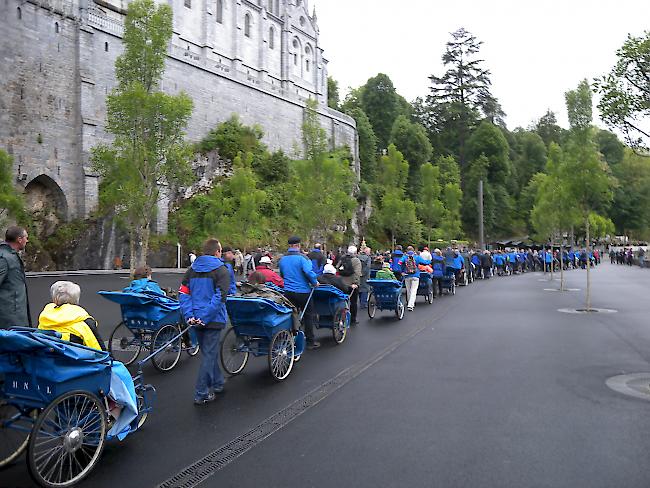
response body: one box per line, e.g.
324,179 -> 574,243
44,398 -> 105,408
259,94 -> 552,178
0,226 -> 31,328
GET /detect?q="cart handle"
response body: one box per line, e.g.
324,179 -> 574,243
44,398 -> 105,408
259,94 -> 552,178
299,287 -> 316,322
136,323 -> 193,375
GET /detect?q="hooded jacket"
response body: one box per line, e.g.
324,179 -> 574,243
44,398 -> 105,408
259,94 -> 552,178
390,250 -> 404,272
123,278 -> 166,296
38,303 -> 103,350
0,242 -> 31,328
256,264 -> 285,287
278,248 -> 318,293
399,252 -> 423,278
179,255 -> 232,327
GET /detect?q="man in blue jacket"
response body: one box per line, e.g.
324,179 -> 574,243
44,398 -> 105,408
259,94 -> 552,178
279,236 -> 320,349
179,238 -> 233,405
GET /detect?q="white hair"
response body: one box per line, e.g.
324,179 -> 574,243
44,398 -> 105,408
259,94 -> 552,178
347,245 -> 357,254
50,281 -> 81,306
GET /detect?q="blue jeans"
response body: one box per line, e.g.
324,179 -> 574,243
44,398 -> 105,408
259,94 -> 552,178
359,291 -> 368,308
193,327 -> 224,400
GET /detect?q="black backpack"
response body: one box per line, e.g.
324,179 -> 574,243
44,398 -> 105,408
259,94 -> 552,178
338,255 -> 355,276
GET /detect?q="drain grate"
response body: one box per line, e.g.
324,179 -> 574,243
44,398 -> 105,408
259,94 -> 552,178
156,324 -> 430,488
557,307 -> 618,314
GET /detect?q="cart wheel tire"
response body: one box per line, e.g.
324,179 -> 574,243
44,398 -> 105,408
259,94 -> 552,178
367,293 -> 377,319
451,283 -> 456,295
108,322 -> 141,366
27,391 -> 106,488
464,273 -> 469,286
396,300 -> 405,320
0,402 -> 34,468
220,327 -> 249,375
186,344 -> 200,357
332,308 -> 348,344
268,329 -> 294,381
150,324 -> 182,373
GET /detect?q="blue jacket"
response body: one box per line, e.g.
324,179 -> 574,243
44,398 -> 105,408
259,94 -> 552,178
453,254 -> 465,269
390,250 -> 404,272
399,252 -> 422,278
307,249 -> 326,275
179,255 -> 231,327
431,255 -> 445,278
494,254 -> 505,266
123,278 -> 166,296
279,249 -> 318,293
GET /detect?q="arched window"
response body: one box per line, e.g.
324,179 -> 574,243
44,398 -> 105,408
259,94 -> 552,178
55,22 -> 59,33
269,27 -> 275,49
305,45 -> 312,72
292,38 -> 300,66
216,0 -> 223,23
17,7 -> 21,19
244,13 -> 251,37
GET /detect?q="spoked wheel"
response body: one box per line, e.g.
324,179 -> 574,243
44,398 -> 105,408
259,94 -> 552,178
395,300 -> 405,320
451,282 -> 456,295
332,308 -> 348,344
220,327 -> 249,375
0,402 -> 34,468
463,272 -> 469,286
108,322 -> 141,366
367,293 -> 377,319
27,391 -> 106,488
150,324 -> 182,373
268,329 -> 294,381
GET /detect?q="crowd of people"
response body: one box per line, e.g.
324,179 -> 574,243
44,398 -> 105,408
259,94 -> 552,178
609,247 -> 646,267
0,224 -> 608,406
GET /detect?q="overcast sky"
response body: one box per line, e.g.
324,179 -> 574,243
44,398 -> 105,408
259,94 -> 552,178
311,0 -> 650,130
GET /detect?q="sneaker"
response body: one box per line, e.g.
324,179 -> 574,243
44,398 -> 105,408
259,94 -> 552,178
193,392 -> 216,405
213,385 -> 224,394
307,341 -> 321,350
407,307 -> 414,312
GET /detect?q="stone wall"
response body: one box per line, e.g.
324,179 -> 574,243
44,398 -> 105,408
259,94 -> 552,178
0,0 -> 358,227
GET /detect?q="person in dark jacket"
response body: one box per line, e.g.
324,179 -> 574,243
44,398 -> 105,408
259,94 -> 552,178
279,236 -> 320,349
0,226 -> 31,328
480,251 -> 493,279
179,238 -> 233,405
307,243 -> 327,276
317,262 -> 356,294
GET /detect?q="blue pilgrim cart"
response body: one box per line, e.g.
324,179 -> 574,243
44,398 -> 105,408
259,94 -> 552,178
366,279 -> 406,320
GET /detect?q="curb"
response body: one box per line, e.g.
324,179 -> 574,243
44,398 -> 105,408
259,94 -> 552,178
26,268 -> 186,278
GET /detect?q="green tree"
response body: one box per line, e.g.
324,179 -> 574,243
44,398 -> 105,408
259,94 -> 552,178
327,76 -> 340,110
461,154 -> 494,238
427,28 -> 504,167
417,163 -> 445,245
346,107 -> 378,183
595,31 -> 650,152
511,130 -> 547,192
433,155 -> 463,239
290,99 -> 356,243
596,129 -> 625,166
92,0 -> 193,271
609,149 -> 650,237
389,115 -> 433,198
533,110 -> 565,147
0,149 -> 26,229
562,80 -> 614,309
371,144 -> 421,245
466,121 -> 511,185
360,73 -> 400,150
198,114 -> 266,162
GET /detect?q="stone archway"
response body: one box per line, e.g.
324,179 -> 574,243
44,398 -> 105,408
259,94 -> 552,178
24,175 -> 68,237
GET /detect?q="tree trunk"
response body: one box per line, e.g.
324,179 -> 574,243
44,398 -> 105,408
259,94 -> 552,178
549,245 -> 554,282
586,217 -> 591,311
560,241 -> 564,291
129,230 -> 137,277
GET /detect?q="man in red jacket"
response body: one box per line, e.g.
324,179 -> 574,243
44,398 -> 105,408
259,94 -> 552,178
255,256 -> 284,287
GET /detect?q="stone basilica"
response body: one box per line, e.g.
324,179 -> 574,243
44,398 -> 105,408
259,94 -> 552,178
0,0 -> 358,232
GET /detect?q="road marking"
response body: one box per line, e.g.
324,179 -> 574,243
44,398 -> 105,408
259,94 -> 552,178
155,315 -> 448,488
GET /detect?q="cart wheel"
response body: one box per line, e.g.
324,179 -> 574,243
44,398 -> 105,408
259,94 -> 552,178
0,402 -> 35,468
367,293 -> 377,319
463,273 -> 469,286
268,329 -> 294,381
27,391 -> 106,488
332,308 -> 348,344
151,324 -> 182,372
220,327 -> 249,375
396,300 -> 405,320
451,282 -> 456,295
108,322 -> 141,366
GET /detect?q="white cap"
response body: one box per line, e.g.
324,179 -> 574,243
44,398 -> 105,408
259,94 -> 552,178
259,256 -> 272,264
347,245 -> 357,254
323,263 -> 337,274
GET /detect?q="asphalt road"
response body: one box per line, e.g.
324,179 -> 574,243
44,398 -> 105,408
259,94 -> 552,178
3,263 -> 650,488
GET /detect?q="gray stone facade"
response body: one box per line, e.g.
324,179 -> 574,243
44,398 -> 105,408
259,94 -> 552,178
0,0 -> 358,227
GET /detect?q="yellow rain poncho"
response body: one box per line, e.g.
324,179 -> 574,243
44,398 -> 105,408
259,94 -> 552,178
38,303 -> 102,350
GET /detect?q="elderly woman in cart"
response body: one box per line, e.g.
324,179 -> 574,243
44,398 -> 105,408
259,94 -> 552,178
37,280 -> 106,351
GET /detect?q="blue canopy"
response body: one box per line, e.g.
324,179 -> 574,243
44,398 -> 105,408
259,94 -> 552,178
99,290 -> 179,323
226,296 -> 293,329
367,279 -> 403,291
0,329 -> 110,381
313,285 -> 349,300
